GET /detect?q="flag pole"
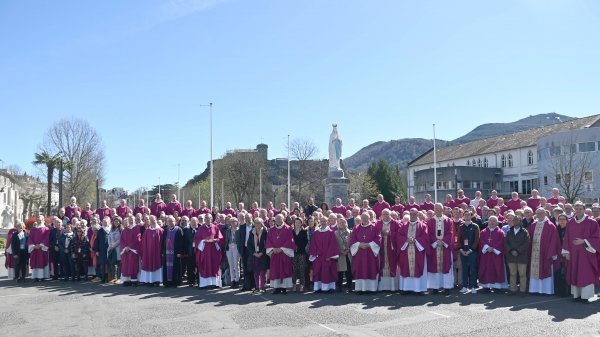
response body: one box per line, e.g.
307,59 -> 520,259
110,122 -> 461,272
433,124 -> 437,203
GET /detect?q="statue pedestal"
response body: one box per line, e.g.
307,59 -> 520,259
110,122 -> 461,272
324,170 -> 350,207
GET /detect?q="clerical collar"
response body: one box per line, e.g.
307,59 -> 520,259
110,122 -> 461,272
318,226 -> 330,232
537,217 -> 549,224
275,224 -> 284,229
409,220 -> 418,225
434,215 -> 445,221
360,222 -> 371,227
574,215 -> 586,223
148,226 -> 158,230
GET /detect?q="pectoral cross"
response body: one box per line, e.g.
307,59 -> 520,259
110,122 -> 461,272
362,234 -> 367,240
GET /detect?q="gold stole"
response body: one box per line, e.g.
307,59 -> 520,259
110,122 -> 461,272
382,222 -> 391,277
408,222 -> 417,277
530,221 -> 545,280
436,217 -> 445,272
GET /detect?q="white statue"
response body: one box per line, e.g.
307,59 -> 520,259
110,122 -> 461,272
2,205 -> 14,229
328,124 -> 343,172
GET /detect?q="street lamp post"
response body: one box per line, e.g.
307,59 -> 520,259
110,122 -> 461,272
259,167 -> 263,208
200,103 -> 214,209
287,135 -> 291,207
454,168 -> 458,198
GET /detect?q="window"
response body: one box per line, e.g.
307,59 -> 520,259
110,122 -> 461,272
578,142 -> 596,152
544,176 -> 548,185
501,155 -> 506,168
483,158 -> 489,168
506,181 -> 519,193
550,146 -> 561,157
584,171 -> 593,182
527,151 -> 534,165
477,158 -> 482,167
522,179 -> 535,195
472,159 -> 476,167
565,173 -> 571,183
508,154 -> 513,168
466,160 -> 470,166
556,174 -> 562,184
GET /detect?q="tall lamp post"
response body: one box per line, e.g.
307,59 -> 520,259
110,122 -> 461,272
287,135 -> 291,207
200,103 -> 214,209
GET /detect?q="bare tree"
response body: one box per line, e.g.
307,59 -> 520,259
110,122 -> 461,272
287,138 -> 325,202
42,117 -> 105,205
289,138 -> 319,161
218,151 -> 266,206
549,145 -> 592,203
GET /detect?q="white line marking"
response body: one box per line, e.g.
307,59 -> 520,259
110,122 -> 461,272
510,298 -> 569,309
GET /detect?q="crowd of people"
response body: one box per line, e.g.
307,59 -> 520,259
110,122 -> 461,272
3,188 -> 599,303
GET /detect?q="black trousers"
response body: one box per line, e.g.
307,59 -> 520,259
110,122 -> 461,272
337,256 -> 353,289
241,251 -> 255,290
184,256 -> 197,285
52,249 -> 61,277
13,255 -> 27,280
60,251 -> 73,279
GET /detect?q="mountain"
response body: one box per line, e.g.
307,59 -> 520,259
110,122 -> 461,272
452,112 -> 573,144
343,138 -> 443,172
344,113 -> 573,172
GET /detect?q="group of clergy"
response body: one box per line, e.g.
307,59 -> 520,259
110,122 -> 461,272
4,189 -> 599,303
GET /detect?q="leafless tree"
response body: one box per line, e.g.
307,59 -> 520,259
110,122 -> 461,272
42,117 -> 105,205
287,138 -> 325,202
217,151 -> 267,206
549,144 -> 592,203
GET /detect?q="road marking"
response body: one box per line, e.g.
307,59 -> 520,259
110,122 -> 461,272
260,295 -> 338,333
510,298 -> 569,309
414,308 -> 452,318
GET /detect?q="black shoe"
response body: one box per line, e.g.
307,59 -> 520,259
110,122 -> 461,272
282,289 -> 287,295
314,289 -> 322,294
273,288 -> 281,295
123,281 -> 132,287
443,289 -> 450,295
430,289 -> 439,295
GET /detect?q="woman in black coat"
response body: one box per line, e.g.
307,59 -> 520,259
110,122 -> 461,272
10,221 -> 29,282
246,218 -> 269,293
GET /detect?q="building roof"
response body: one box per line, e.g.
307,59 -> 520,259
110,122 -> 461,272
409,114 -> 600,167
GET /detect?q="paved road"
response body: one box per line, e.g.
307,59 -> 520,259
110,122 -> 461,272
0,257 -> 598,337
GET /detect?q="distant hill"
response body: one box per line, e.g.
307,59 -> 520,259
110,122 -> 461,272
452,112 -> 573,144
343,138 -> 444,172
344,113 -> 573,172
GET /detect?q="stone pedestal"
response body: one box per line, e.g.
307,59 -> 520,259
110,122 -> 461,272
324,170 -> 350,207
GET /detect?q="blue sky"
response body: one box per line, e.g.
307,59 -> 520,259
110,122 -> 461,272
1,0 -> 599,192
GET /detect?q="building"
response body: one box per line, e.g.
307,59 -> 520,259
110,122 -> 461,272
408,115 -> 600,202
537,121 -> 600,204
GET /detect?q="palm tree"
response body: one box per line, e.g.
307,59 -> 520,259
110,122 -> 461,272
57,158 -> 73,207
33,151 -> 61,215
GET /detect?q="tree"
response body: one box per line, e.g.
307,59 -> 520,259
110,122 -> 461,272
549,146 -> 592,203
218,151 -> 266,207
348,171 -> 378,203
42,117 -> 105,205
287,137 -> 326,203
367,159 -> 405,204
57,158 -> 73,207
33,151 -> 61,215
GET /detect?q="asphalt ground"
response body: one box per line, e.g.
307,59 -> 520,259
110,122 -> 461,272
0,256 -> 598,337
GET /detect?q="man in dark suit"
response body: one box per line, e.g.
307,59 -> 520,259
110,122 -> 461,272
237,213 -> 255,291
182,216 -> 198,287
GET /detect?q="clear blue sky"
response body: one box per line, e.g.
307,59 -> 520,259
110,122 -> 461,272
1,0 -> 599,192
